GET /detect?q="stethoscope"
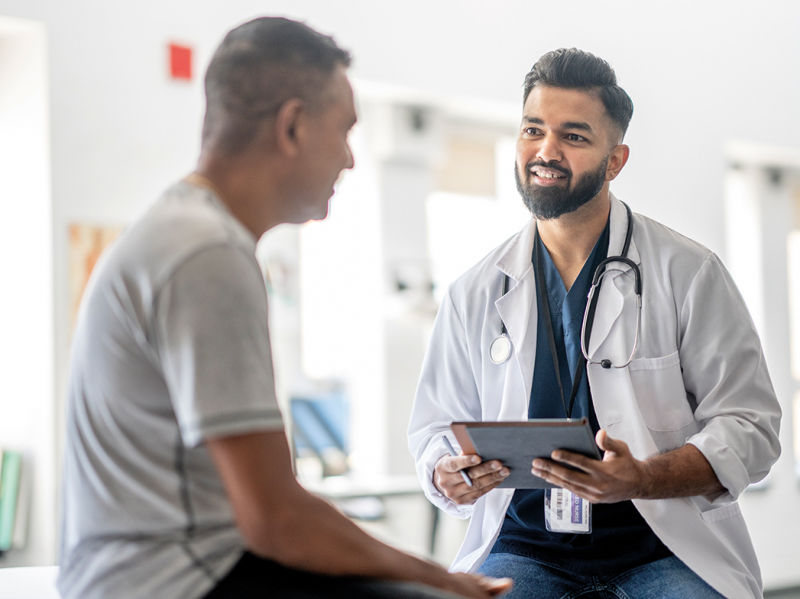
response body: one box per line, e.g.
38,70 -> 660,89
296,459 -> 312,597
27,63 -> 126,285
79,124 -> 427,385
489,203 -> 642,372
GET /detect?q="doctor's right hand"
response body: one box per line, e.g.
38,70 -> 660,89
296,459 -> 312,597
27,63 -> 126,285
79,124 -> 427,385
433,454 -> 510,505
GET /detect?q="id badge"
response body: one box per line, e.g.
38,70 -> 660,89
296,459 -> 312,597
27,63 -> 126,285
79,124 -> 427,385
544,488 -> 591,534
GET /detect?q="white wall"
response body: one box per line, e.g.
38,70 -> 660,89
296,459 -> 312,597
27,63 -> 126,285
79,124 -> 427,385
1,0 -> 799,588
0,16 -> 53,567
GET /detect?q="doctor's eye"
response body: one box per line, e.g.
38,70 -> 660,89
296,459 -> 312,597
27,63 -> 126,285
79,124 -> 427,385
565,133 -> 588,143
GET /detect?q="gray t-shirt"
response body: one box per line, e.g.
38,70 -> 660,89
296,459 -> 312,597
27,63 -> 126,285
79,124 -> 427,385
58,181 -> 284,599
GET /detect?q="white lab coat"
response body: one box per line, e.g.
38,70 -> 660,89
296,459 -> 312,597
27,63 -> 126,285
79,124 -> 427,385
408,197 -> 781,599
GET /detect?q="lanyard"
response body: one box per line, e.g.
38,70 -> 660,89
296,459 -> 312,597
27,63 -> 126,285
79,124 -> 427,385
533,227 -> 588,419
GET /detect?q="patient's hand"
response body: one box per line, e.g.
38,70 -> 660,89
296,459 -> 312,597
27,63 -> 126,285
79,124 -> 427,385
445,572 -> 513,598
433,453 -> 509,505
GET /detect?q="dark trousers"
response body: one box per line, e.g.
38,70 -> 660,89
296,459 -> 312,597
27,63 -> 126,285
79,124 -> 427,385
202,551 -> 463,599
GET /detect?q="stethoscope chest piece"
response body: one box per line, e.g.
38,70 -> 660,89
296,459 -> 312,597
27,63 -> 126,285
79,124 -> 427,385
489,333 -> 512,365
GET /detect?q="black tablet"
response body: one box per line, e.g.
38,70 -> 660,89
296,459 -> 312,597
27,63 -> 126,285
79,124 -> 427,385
451,418 -> 600,489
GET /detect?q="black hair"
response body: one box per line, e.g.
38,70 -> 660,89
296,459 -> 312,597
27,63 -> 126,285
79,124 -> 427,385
202,17 -> 351,155
523,48 -> 633,137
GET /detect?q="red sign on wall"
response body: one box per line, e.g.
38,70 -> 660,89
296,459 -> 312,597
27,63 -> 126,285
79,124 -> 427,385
168,42 -> 193,81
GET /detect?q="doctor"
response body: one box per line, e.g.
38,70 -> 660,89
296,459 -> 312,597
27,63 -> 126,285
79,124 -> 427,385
408,48 -> 781,599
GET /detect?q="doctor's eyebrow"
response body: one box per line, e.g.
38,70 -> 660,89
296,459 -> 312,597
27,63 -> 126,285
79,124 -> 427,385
561,121 -> 593,133
521,117 -> 594,134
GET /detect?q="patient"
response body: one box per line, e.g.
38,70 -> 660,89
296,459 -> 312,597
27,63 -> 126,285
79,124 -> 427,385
57,16 -> 510,599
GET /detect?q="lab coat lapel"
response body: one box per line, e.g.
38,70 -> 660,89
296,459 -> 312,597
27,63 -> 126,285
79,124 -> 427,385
586,197 -> 641,358
495,220 -> 537,405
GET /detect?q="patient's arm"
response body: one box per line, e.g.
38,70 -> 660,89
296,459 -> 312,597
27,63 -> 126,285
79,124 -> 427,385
207,430 -> 509,598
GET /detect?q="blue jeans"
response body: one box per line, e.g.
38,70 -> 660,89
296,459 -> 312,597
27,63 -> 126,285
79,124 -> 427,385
478,553 -> 724,599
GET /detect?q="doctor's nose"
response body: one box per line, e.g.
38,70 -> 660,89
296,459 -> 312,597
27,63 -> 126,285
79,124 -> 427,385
536,134 -> 563,164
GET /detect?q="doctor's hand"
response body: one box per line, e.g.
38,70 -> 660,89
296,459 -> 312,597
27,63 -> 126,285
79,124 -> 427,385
434,453 -> 510,505
531,429 -> 647,504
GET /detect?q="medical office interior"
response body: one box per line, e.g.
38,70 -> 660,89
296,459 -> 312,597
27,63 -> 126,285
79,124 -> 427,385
1,0 -> 799,595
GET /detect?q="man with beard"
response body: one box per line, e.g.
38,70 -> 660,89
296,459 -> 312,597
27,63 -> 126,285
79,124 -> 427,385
408,48 -> 781,598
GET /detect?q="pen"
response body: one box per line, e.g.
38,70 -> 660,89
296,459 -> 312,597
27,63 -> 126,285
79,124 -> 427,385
441,435 -> 473,487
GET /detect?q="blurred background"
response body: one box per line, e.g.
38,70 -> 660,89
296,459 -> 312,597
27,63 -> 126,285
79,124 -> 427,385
0,0 -> 799,593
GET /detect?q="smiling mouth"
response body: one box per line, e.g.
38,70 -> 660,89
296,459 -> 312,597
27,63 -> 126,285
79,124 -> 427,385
529,165 -> 568,181
528,165 -> 568,188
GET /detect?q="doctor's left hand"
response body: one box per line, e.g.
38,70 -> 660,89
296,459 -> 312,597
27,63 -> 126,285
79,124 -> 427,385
531,429 -> 648,504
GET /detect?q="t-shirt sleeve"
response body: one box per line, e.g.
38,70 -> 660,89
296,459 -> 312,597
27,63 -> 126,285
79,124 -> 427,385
155,243 -> 284,446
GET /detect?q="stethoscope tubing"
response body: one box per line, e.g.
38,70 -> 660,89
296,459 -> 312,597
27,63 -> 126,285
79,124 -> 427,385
489,275 -> 513,364
579,266 -> 641,369
491,203 -> 641,369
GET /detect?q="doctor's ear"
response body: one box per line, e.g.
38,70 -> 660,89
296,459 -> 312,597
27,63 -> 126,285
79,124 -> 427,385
275,98 -> 305,156
605,144 -> 630,181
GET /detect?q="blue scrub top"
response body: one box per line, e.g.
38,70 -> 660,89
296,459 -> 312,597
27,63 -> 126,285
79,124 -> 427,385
491,218 -> 671,576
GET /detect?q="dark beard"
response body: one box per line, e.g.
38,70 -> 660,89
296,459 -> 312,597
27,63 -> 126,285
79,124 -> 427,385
515,156 -> 608,220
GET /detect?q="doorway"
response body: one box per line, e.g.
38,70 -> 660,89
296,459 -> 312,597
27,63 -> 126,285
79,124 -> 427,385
724,141 -> 800,587
0,15 -> 54,566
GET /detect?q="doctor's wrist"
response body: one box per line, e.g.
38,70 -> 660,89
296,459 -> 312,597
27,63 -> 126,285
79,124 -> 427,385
432,455 -> 447,495
636,460 -> 656,499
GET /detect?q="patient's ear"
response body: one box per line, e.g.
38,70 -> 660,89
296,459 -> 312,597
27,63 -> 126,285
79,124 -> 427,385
274,99 -> 305,157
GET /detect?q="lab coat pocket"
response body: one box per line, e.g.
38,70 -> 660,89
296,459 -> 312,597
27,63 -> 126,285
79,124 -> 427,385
628,351 -> 694,432
697,500 -> 759,573
699,502 -> 742,524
